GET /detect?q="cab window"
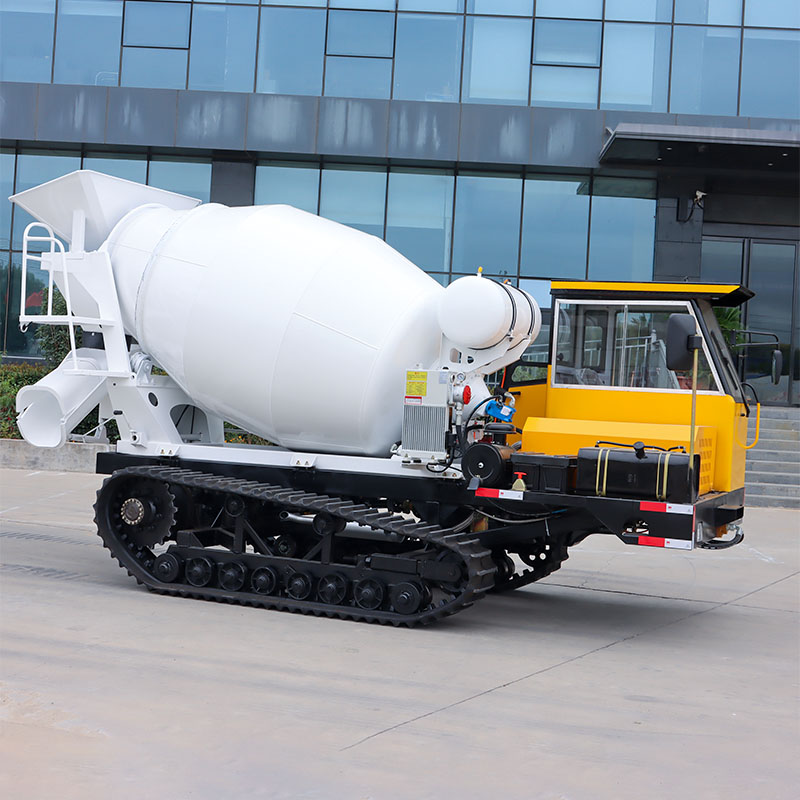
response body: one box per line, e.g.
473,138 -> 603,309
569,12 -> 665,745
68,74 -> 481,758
553,302 -> 720,391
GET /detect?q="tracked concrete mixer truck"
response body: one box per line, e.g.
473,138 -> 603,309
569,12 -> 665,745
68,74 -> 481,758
11,170 -> 760,626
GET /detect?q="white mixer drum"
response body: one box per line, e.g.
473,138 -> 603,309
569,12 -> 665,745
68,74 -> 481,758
104,203 -> 445,456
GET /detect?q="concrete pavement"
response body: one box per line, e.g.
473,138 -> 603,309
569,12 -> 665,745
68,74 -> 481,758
1,468 -> 797,800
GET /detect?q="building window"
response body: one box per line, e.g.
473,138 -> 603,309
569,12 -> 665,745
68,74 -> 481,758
0,0 -> 55,84
121,48 -> 188,90
533,20 -> 601,66
462,16 -> 531,105
452,173 -> 521,278
399,1 -> 464,10
535,0 -> 602,19
54,0 -> 122,87
324,11 -> 394,99
257,7 -> 326,96
674,0 -> 742,26
255,162 -> 320,215
670,26 -> 741,116
319,166 -> 386,239
148,158 -> 212,203
188,4 -> 258,93
600,23 -> 671,111
744,0 -> 800,29
83,153 -> 147,184
0,150 -> 14,251
467,0 -> 533,15
386,169 -> 454,273
740,29 -> 800,119
587,178 -> 656,282
393,13 -> 462,102
123,1 -> 190,48
604,0 -> 673,23
521,176 -> 589,279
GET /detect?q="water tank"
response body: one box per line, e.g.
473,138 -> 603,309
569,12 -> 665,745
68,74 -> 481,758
104,202 -> 444,457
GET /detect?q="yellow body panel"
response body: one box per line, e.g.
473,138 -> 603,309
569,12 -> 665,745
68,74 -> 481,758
522,417 -> 716,494
515,381 -> 748,493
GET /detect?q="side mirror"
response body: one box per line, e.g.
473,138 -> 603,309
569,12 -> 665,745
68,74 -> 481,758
771,349 -> 783,385
666,314 -> 697,372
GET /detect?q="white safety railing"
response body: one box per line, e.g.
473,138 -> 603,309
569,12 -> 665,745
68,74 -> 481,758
20,222 -> 81,370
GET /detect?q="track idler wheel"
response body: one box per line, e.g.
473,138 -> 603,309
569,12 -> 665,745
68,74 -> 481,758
390,581 -> 424,615
353,578 -> 384,611
153,552 -> 181,583
185,557 -> 214,587
317,573 -> 348,605
251,566 -> 279,595
218,561 -> 246,592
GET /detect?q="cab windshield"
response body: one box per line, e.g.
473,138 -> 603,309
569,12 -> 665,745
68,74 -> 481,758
553,301 -> 721,392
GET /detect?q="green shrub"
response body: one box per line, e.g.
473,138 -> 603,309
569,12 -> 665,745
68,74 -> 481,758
35,286 -> 82,366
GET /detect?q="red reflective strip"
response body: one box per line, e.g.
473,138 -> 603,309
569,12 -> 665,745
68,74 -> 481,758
475,488 -> 500,498
640,501 -> 667,513
638,535 -> 666,547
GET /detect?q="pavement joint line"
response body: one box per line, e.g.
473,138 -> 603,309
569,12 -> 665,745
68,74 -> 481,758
340,569 -> 800,752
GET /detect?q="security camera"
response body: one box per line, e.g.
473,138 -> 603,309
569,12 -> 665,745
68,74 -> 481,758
695,190 -> 707,202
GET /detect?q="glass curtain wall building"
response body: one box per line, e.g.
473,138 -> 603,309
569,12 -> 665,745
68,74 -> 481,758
1,0 -> 799,402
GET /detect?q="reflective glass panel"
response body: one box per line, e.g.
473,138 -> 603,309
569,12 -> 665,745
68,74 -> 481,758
533,20 -> 601,65
670,26 -> 740,116
327,11 -> 394,57
319,167 -> 386,238
463,16 -> 531,104
257,8 -> 326,95
254,162 -> 320,214
467,1 -> 533,15
7,252 -> 44,357
124,1 -> 190,48
700,239 -> 743,283
745,0 -> 800,29
521,176 -> 589,279
674,0 -> 742,25
13,152 -> 81,249
324,57 -> 392,99
394,13 -> 463,102
600,23 -> 671,111
0,251 -> 7,352
452,174 -> 521,278
188,4 -> 258,92
197,0 -> 257,3
588,178 -> 656,281
399,1 -> 464,10
531,66 -> 598,107
262,1 -> 324,6
0,0 -> 55,83
121,47 -> 187,89
604,0 -> 672,22
745,243 -> 797,404
330,1 -> 394,9
535,0 -> 602,19
1,150 -> 14,250
82,153 -> 147,183
54,0 -> 122,87
741,29 -> 800,119
386,170 -> 454,272
148,159 -> 212,203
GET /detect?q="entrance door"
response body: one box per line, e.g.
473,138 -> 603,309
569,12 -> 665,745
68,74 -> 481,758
701,237 -> 799,406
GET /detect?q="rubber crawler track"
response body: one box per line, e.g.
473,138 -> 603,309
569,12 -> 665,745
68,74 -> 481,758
94,466 -> 497,627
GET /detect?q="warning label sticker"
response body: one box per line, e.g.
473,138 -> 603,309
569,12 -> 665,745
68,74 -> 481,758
406,370 -> 427,397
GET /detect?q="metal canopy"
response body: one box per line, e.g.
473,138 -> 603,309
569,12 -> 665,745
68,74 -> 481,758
551,280 -> 754,307
600,123 -> 800,175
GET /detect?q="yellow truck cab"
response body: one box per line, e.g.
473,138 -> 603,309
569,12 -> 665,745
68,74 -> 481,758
487,280 -> 756,553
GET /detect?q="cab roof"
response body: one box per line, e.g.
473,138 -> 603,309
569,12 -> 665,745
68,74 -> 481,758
550,280 -> 753,307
